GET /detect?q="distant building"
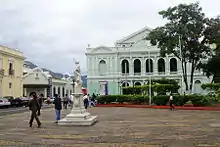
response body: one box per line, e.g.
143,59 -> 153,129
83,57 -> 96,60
23,65 -> 73,98
0,46 -> 25,97
86,26 -> 211,95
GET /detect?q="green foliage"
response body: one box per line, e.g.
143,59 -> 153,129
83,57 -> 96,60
201,83 -> 220,91
122,84 -> 180,95
146,2 -> 213,91
97,94 -> 219,107
96,95 -> 149,104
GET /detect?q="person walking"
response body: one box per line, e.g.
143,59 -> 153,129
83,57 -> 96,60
63,94 -> 69,109
28,92 -> 41,128
83,94 -> 89,109
53,94 -> 62,123
169,93 -> 174,111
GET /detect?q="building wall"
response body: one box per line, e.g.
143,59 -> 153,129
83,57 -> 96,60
85,27 -> 212,95
0,46 -> 25,97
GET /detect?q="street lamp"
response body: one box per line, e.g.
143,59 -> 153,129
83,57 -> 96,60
147,50 -> 152,105
178,35 -> 184,94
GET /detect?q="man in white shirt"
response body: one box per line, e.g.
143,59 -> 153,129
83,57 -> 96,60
169,93 -> 174,111
83,94 -> 89,109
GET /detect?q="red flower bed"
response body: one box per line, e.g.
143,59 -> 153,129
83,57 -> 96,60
96,104 -> 220,111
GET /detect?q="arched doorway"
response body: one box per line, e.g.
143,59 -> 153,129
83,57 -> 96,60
170,58 -> 177,73
134,59 -> 141,74
121,59 -> 129,74
158,58 -> 165,73
99,60 -> 107,76
134,82 -> 141,86
146,59 -> 153,73
53,87 -> 56,96
58,87 -> 60,96
194,80 -> 202,94
62,87 -> 65,97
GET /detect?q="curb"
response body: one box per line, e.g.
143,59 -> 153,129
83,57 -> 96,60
96,104 -> 220,111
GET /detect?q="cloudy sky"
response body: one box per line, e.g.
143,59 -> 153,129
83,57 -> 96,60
0,0 -> 219,74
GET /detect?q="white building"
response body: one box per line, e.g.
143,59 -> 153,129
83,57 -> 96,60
23,65 -> 73,98
86,26 -> 212,95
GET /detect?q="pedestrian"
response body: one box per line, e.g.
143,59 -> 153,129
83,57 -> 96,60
83,94 -> 89,109
28,92 -> 41,128
169,93 -> 174,111
63,94 -> 69,109
53,94 -> 62,123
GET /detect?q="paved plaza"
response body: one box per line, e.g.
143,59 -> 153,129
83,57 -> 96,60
0,107 -> 220,147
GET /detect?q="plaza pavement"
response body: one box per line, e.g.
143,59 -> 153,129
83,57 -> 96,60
0,107 -> 220,147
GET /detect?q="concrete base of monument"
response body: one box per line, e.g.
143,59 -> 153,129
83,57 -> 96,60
58,112 -> 98,126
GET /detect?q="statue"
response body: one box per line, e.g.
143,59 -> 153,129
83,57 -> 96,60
74,61 -> 82,93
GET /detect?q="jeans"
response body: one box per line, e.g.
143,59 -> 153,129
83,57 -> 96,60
55,109 -> 61,121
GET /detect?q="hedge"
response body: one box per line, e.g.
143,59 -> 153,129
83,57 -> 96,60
122,84 -> 180,95
96,94 -> 220,106
201,83 -> 220,91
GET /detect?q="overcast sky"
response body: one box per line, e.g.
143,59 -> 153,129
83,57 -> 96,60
0,0 -> 219,74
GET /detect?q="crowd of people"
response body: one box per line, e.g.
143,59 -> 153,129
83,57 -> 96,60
28,92 -> 98,128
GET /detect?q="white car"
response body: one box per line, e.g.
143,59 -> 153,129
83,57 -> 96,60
0,98 -> 11,107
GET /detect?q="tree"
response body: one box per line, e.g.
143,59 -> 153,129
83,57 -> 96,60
199,17 -> 220,83
146,2 -> 212,93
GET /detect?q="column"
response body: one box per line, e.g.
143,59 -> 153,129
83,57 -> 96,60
141,57 -> 145,75
166,56 -> 170,75
130,59 -> 133,76
44,88 -> 47,98
153,56 -> 158,75
0,80 -> 2,97
24,88 -> 27,97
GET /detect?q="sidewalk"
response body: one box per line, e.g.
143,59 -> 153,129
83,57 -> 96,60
0,107 -> 220,146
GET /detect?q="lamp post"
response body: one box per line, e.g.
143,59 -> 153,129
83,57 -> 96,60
178,35 -> 184,94
148,51 -> 152,105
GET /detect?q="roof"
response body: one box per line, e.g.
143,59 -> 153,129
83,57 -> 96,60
115,26 -> 152,44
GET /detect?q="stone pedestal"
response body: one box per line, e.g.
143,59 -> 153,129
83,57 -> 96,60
58,93 -> 98,126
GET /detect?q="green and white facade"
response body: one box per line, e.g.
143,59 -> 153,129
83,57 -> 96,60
86,26 -> 212,95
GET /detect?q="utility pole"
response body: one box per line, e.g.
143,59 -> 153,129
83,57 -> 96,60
148,51 -> 152,105
179,35 -> 184,94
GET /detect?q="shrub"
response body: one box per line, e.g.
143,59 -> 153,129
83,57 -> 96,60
96,95 -> 149,104
201,83 -> 220,91
188,95 -> 218,106
122,84 -> 179,95
152,95 -> 169,106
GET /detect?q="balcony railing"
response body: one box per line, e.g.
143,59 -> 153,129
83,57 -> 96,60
8,69 -> 14,75
158,72 -> 165,75
170,71 -> 178,74
134,72 -> 141,76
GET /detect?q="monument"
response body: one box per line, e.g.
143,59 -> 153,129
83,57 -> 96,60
58,61 -> 98,126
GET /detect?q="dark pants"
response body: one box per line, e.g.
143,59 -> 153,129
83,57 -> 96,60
29,111 -> 41,126
169,100 -> 174,110
84,99 -> 88,109
63,101 -> 68,109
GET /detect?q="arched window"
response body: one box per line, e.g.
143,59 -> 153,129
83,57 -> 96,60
122,82 -> 129,87
170,58 -> 177,73
99,60 -> 107,76
135,82 -> 141,86
121,59 -> 129,74
58,87 -> 60,96
53,87 -> 56,96
146,59 -> 153,73
133,59 -> 141,74
62,87 -> 65,97
158,58 -> 165,73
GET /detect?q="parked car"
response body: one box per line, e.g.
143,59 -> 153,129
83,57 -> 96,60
0,98 -> 11,108
19,97 -> 30,107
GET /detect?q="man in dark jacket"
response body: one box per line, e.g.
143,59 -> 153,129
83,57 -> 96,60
29,92 -> 41,128
53,94 -> 62,123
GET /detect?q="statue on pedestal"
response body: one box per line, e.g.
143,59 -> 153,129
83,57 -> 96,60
74,61 -> 82,93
